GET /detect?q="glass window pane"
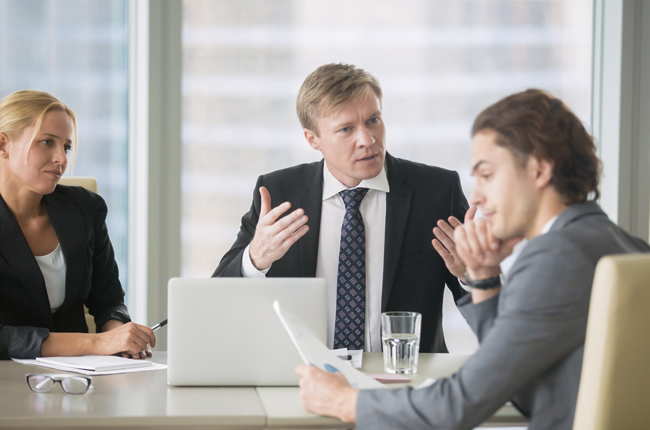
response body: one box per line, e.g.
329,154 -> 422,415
0,0 -> 129,297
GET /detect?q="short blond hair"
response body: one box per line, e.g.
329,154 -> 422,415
296,63 -> 382,135
0,90 -> 78,169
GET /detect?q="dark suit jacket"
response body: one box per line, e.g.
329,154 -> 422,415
213,153 -> 469,352
0,185 -> 131,359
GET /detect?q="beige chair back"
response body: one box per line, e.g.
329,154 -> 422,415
58,176 -> 98,194
57,176 -> 99,333
573,253 -> 650,429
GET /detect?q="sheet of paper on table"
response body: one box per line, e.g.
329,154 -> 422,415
13,357 -> 167,376
273,300 -> 385,390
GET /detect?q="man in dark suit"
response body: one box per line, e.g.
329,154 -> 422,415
214,63 -> 469,353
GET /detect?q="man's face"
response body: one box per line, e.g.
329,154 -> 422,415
469,130 -> 540,240
305,86 -> 386,188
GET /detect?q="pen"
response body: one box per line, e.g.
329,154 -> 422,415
151,319 -> 167,332
337,355 -> 352,361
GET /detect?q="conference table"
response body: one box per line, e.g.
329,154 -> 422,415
0,352 -> 527,429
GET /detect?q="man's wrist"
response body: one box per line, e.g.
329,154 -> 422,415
464,272 -> 502,290
337,387 -> 359,423
250,253 -> 269,271
242,244 -> 270,277
466,266 -> 501,281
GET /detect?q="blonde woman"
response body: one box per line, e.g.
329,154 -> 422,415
0,90 -> 155,359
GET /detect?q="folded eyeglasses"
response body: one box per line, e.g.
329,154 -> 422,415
26,374 -> 93,394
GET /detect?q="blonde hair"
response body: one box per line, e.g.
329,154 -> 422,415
0,90 -> 78,170
296,63 -> 382,135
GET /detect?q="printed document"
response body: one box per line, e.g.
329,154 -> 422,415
273,300 -> 385,390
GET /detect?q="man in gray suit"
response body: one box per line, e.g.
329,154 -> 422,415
294,89 -> 650,430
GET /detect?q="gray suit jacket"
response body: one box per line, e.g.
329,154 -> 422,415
356,202 -> 650,430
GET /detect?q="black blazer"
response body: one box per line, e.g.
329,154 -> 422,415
0,185 -> 130,359
213,153 -> 469,352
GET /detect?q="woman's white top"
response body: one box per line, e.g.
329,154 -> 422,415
34,244 -> 67,313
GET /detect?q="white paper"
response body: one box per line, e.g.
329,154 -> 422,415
348,350 -> 363,369
13,358 -> 167,376
273,300 -> 385,390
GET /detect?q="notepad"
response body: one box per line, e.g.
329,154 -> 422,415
36,355 -> 153,372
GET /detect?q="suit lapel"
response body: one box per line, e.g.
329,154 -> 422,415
43,190 -> 86,318
0,195 -> 53,327
382,153 -> 412,311
297,160 -> 324,277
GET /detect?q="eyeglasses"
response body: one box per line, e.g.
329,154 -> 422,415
26,374 -> 93,394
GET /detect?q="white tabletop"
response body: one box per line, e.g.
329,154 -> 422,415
0,352 -> 527,429
257,353 -> 527,429
0,353 -> 265,429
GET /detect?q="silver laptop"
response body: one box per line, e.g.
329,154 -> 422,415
167,277 -> 327,386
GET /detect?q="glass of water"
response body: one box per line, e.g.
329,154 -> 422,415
381,312 -> 422,374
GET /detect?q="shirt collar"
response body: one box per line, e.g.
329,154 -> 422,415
540,215 -> 559,235
322,161 -> 390,201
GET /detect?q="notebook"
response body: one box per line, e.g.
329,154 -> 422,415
36,355 -> 153,372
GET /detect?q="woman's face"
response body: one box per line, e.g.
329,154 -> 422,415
3,109 -> 74,195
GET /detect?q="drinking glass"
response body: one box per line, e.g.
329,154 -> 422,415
381,312 -> 421,374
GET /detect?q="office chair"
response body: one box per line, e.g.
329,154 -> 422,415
58,177 -> 99,333
573,253 -> 650,429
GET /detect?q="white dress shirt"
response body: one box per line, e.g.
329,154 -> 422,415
34,244 -> 67,313
541,215 -> 559,235
242,162 -> 390,351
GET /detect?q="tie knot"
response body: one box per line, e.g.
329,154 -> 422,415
339,188 -> 369,210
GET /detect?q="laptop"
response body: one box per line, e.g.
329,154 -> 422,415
167,277 -> 327,386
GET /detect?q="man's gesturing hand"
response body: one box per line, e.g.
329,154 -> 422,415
432,206 -> 478,283
249,186 -> 309,270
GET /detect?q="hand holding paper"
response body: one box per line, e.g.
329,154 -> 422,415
294,363 -> 359,423
273,300 -> 384,423
272,300 -> 383,390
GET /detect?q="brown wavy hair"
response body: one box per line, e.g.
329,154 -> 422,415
472,89 -> 601,204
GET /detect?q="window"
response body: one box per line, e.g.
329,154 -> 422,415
0,0 -> 130,296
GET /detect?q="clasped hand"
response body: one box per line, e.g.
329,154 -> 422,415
249,186 -> 310,270
432,207 -> 521,281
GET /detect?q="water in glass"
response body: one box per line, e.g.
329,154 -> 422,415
382,333 -> 420,374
